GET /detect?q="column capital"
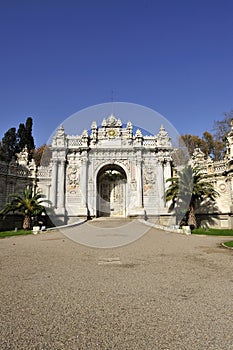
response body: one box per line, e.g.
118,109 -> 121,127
136,159 -> 142,166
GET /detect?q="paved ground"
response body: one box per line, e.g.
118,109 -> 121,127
62,218 -> 152,248
1,220 -> 233,350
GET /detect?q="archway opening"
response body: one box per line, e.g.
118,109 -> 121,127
97,164 -> 127,217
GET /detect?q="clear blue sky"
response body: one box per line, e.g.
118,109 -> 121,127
0,0 -> 233,147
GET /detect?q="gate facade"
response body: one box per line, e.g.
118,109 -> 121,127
38,114 -> 173,224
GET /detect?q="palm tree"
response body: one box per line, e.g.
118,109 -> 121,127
165,165 -> 218,228
1,187 -> 45,230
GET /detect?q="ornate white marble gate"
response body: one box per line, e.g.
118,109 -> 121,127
4,117 -> 233,229
38,114 -> 174,224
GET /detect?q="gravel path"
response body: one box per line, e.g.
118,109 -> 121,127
1,221 -> 233,350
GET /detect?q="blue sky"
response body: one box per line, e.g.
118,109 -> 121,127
0,0 -> 233,147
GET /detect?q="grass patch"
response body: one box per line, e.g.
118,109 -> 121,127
192,228 -> 233,236
223,241 -> 233,248
0,229 -> 32,238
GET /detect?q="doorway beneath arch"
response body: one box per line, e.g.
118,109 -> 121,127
96,164 -> 127,217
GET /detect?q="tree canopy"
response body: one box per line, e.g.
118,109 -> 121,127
213,110 -> 233,141
33,144 -> 52,167
0,127 -> 18,162
165,165 -> 219,228
0,187 -> 45,230
25,117 -> 35,157
0,117 -> 35,163
181,110 -> 233,161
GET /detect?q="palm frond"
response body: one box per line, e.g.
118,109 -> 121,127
165,165 -> 218,227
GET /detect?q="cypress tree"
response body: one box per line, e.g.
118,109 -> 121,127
17,123 -> 27,152
0,127 -> 18,162
25,117 -> 35,159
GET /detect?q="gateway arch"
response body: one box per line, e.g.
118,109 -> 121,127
38,114 -> 174,225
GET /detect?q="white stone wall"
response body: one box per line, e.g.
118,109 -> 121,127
35,115 -> 174,222
2,115 -> 233,229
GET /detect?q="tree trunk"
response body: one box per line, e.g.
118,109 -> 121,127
23,214 -> 31,230
188,205 -> 196,229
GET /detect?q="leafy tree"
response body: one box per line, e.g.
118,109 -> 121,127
0,117 -> 35,163
180,134 -> 206,157
181,131 -> 225,161
181,110 -> 233,161
202,131 -> 225,160
25,117 -> 35,157
33,144 -> 52,167
16,117 -> 35,160
212,139 -> 225,160
213,110 -> 233,141
0,187 -> 45,230
16,123 -> 27,152
165,165 -> 218,228
202,131 -> 214,156
0,127 -> 18,162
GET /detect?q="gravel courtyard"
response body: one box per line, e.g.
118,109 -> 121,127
1,220 -> 233,350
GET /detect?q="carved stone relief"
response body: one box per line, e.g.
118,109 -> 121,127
67,165 -> 80,191
143,165 -> 156,194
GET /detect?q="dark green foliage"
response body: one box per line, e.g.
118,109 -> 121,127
165,165 -> 219,228
17,123 -> 27,152
0,187 -> 45,230
0,230 -> 32,238
25,117 -> 35,158
223,241 -> 233,247
0,127 -> 18,162
0,117 -> 35,162
193,228 -> 233,236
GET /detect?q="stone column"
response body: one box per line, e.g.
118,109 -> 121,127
157,161 -> 165,209
87,160 -> 94,217
57,160 -> 66,210
82,161 -> 87,206
163,160 -> 171,191
136,160 -> 143,207
163,160 -> 172,209
51,160 -> 58,208
80,155 -> 88,209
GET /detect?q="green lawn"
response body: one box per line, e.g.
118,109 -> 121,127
0,229 -> 32,238
192,228 -> 233,236
223,241 -> 233,248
